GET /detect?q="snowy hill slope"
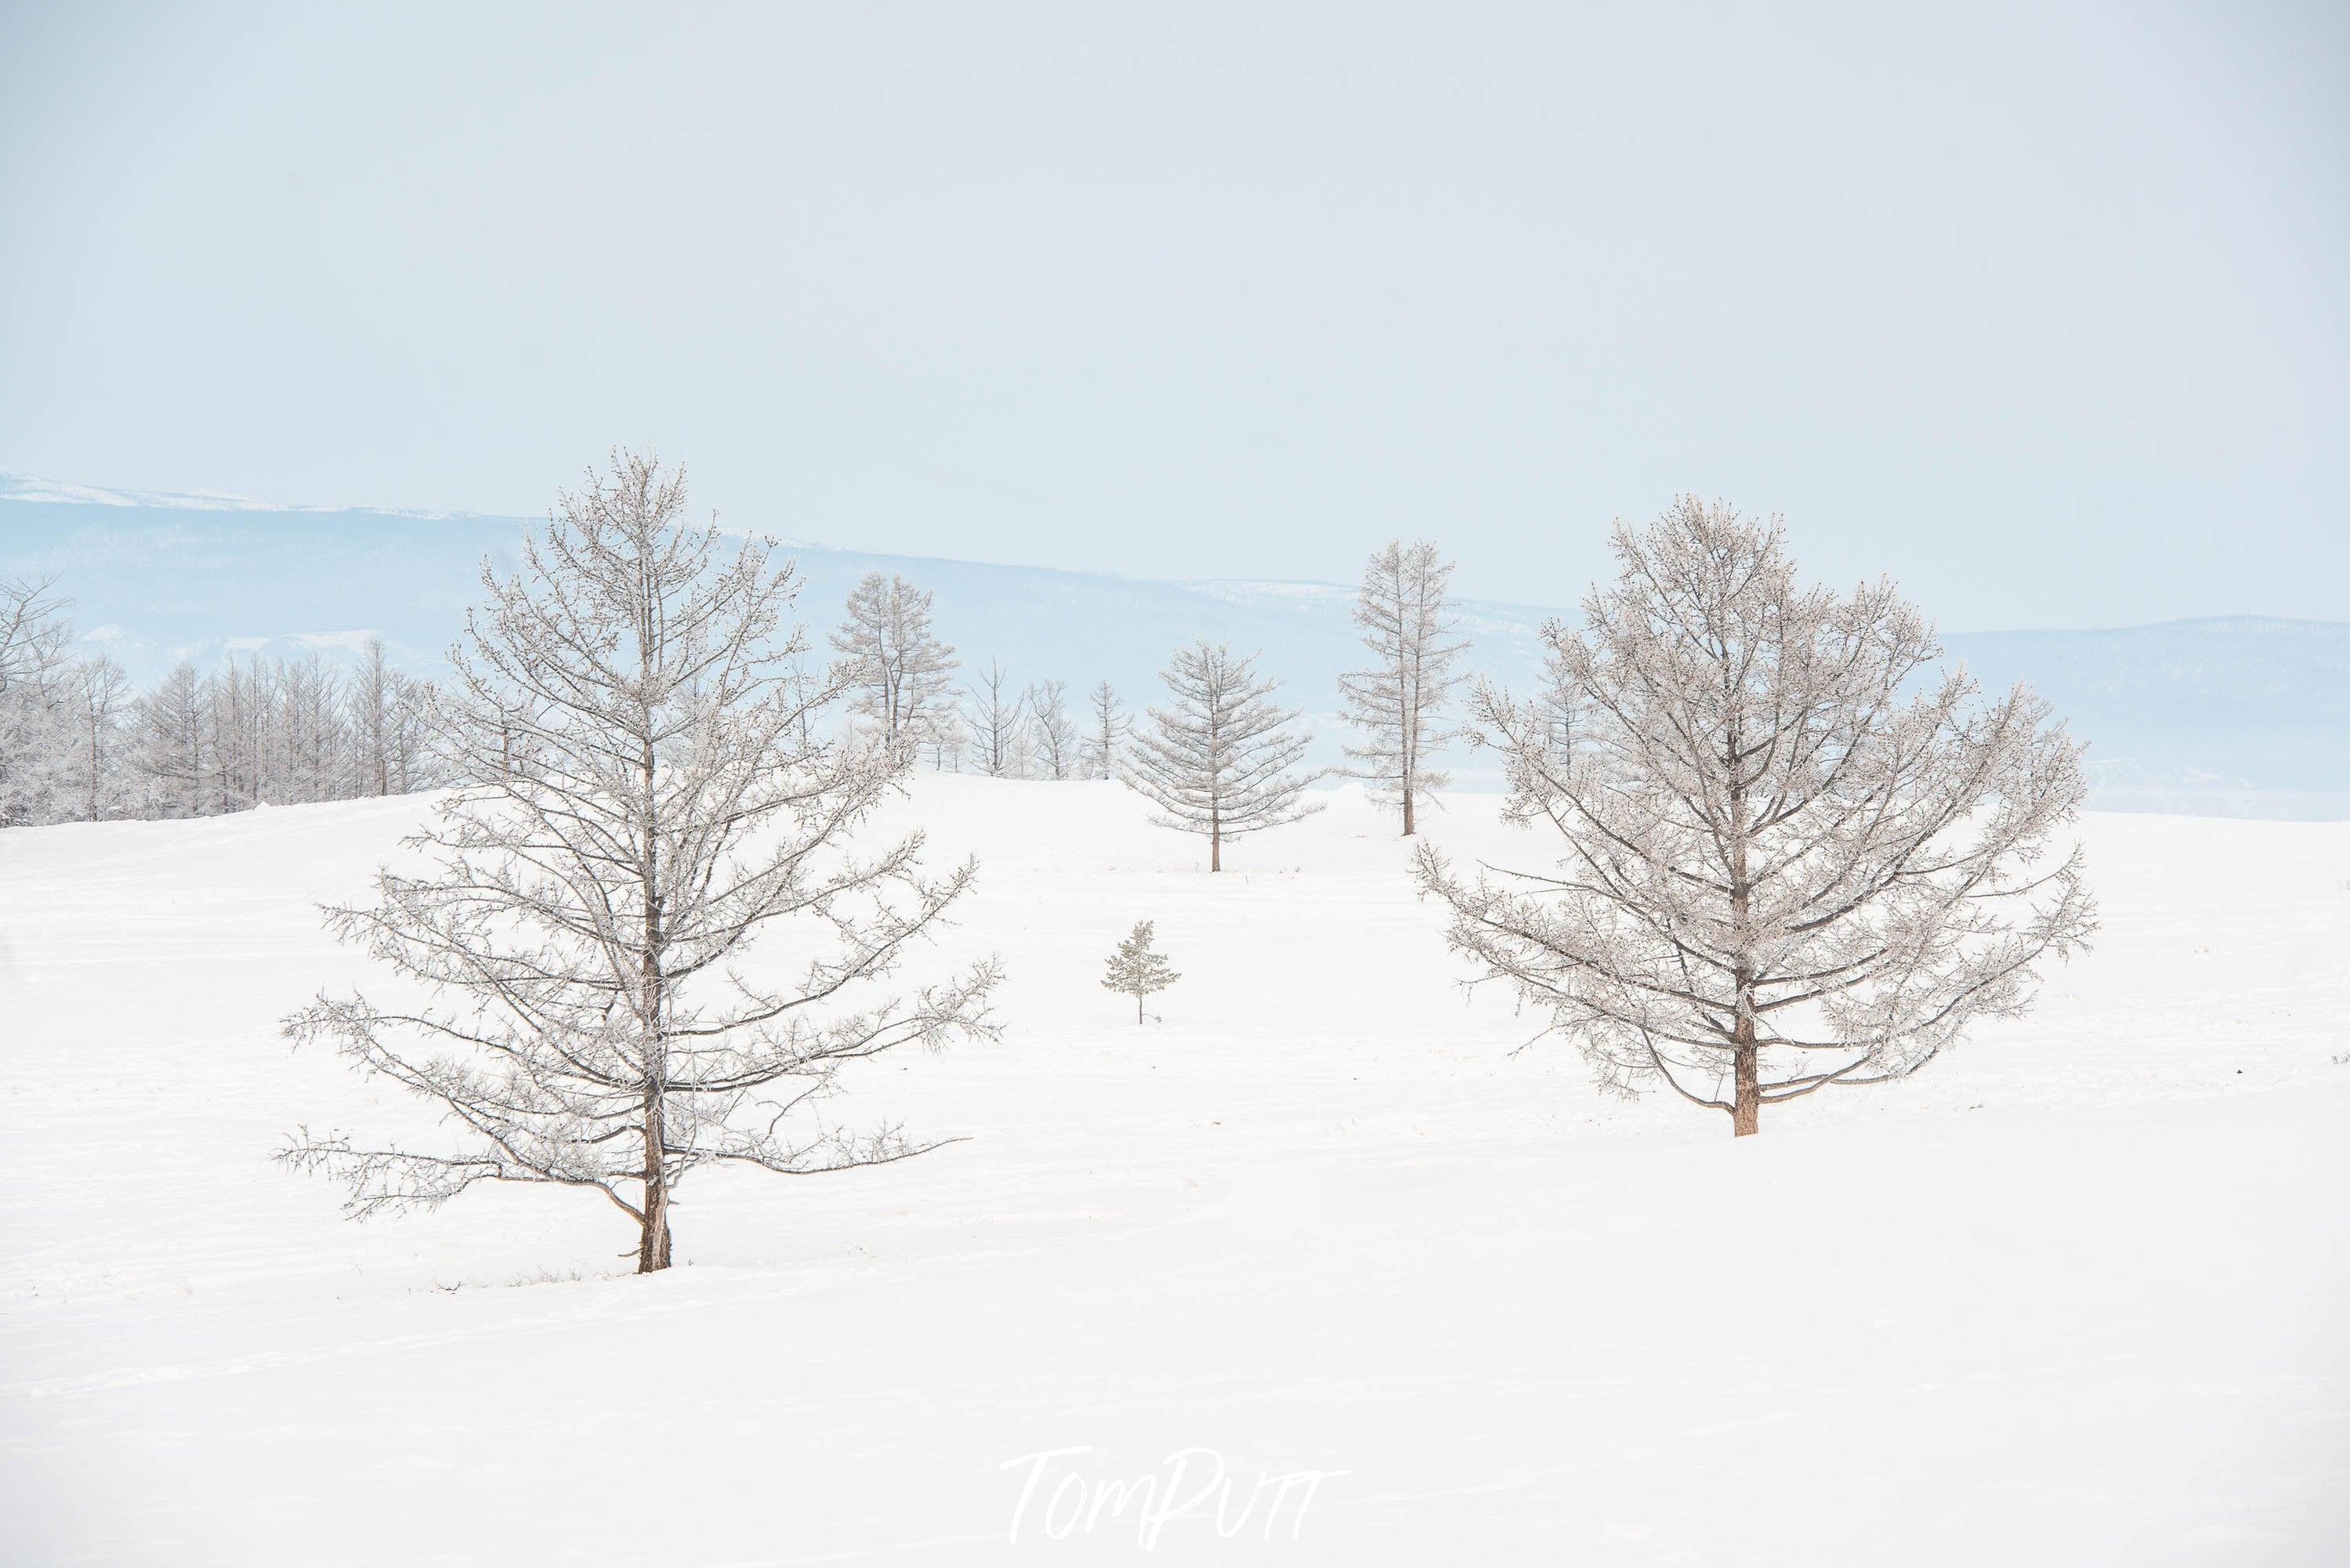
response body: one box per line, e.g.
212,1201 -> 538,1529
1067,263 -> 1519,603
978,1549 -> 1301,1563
2,781 -> 2345,1563
7,486 -> 2349,816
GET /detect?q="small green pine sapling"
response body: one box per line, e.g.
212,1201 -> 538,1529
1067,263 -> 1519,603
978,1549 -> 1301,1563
1103,919 -> 1180,1023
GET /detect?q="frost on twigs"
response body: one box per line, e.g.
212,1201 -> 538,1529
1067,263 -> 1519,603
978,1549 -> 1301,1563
280,451 -> 1002,1272
1417,496 -> 2095,1137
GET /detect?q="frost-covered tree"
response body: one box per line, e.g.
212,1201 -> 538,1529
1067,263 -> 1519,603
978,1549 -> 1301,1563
349,638 -> 397,797
1339,539 -> 1468,836
831,572 -> 958,760
918,702 -> 968,773
1418,498 -> 2095,1137
0,574 -> 72,825
1123,641 -> 1322,871
1102,919 -> 1180,1023
283,453 -> 1001,1272
778,642 -> 839,758
1083,680 -> 1126,780
60,654 -> 132,822
1027,678 -> 1077,780
207,654 -> 267,810
1461,654 -> 1582,810
133,661 -> 209,818
967,660 -> 1027,779
1531,656 -> 1581,767
383,668 -> 436,795
0,575 -> 67,683
277,650 -> 349,804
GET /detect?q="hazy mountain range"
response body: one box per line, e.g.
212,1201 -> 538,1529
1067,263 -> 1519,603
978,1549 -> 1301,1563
5,473 -> 2344,819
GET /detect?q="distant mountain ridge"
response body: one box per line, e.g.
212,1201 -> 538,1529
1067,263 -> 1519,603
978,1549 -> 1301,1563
1936,617 -> 2350,819
4,481 -> 2342,818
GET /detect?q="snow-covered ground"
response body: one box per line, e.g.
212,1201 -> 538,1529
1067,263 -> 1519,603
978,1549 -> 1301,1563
2,780 -> 2345,1564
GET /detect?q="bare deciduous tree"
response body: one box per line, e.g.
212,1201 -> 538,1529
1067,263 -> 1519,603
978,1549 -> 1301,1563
278,650 -> 349,803
0,574 -> 67,680
350,638 -> 396,797
967,660 -> 1028,779
1083,680 -> 1126,781
1340,539 -> 1468,836
0,574 -> 72,824
384,667 -> 436,795
1027,678 -> 1077,780
831,572 -> 959,761
61,654 -> 132,821
1123,641 -> 1321,871
918,701 -> 968,773
208,654 -> 263,810
1418,498 -> 2095,1137
1531,654 -> 1580,768
133,661 -> 208,818
283,453 -> 1001,1272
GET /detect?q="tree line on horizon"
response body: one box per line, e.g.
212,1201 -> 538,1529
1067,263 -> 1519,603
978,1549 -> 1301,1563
0,592 -> 446,827
0,521 -> 1476,860
816,555 -> 1462,870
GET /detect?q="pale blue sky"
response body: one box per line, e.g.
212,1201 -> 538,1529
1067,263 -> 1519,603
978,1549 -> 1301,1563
2,2 -> 2344,628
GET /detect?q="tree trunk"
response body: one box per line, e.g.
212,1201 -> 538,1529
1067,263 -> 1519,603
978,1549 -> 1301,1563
1731,1019 -> 1759,1137
1729,782 -> 1757,1136
1399,678 -> 1417,837
636,686 -> 672,1273
638,1092 -> 672,1272
1136,993 -> 1143,1024
1210,802 -> 1222,872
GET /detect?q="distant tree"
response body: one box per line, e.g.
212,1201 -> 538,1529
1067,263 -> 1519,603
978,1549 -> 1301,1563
384,668 -> 437,795
1082,679 -> 1127,781
207,654 -> 266,810
1459,654 -> 1583,821
831,572 -> 959,760
0,574 -> 72,825
918,701 -> 969,773
349,638 -> 397,796
1102,919 -> 1180,1023
967,660 -> 1028,779
1123,640 -> 1321,871
283,453 -> 1001,1273
1531,654 -> 1580,767
278,650 -> 347,803
60,654 -> 132,821
133,661 -> 209,817
907,701 -> 963,771
1027,678 -> 1077,780
1417,498 -> 2096,1137
1339,539 -> 1468,836
780,645 -> 827,752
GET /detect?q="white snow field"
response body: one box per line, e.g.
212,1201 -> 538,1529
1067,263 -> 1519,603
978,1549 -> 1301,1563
2,779 -> 2346,1565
